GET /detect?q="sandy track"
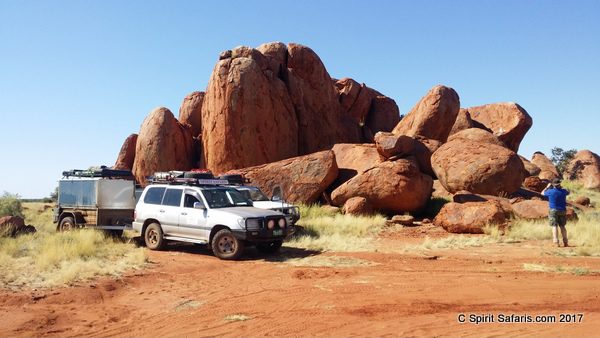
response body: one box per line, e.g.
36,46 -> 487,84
1,230 -> 600,337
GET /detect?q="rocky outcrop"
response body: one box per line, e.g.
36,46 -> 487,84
392,85 -> 460,142
330,143 -> 382,190
452,191 -> 514,217
433,201 -> 507,234
465,102 -> 532,152
447,128 -> 505,147
565,150 -> 600,190
365,95 -> 401,134
374,132 -> 415,159
228,150 -> 338,204
342,197 -> 374,216
531,152 -> 559,181
201,45 -> 299,174
413,137 -> 442,177
133,107 -> 195,185
520,155 -> 541,177
113,134 -> 138,171
331,159 -> 433,214
432,139 -> 526,195
178,91 -> 205,137
449,108 -> 475,136
523,176 -> 547,192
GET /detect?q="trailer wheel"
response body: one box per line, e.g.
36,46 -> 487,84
144,223 -> 166,250
59,216 -> 76,232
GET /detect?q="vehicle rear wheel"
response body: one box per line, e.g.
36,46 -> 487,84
59,216 -> 76,232
144,223 -> 166,250
256,240 -> 283,254
211,229 -> 244,260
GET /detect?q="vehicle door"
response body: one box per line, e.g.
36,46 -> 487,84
158,187 -> 184,236
178,190 -> 210,240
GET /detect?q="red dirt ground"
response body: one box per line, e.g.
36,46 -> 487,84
1,225 -> 600,337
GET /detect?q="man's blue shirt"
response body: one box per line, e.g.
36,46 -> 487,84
543,187 -> 569,211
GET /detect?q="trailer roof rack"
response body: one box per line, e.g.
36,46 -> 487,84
63,167 -> 134,179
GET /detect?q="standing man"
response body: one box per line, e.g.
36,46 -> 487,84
541,178 -> 570,247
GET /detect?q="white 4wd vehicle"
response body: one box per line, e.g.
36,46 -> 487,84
232,185 -> 300,226
132,178 -> 288,260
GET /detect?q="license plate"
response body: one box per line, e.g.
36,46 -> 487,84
273,229 -> 283,236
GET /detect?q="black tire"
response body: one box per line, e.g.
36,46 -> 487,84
256,240 -> 283,254
59,216 -> 76,232
144,223 -> 166,250
211,229 -> 244,260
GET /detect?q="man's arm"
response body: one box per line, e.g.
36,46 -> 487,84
541,183 -> 552,196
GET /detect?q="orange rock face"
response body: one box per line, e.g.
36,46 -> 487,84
331,159 -> 433,214
342,197 -> 374,216
433,201 -> 507,234
178,91 -> 204,137
565,150 -> 600,190
531,152 -> 559,181
431,139 -> 526,195
519,155 -> 541,177
113,134 -> 138,171
465,102 -> 532,152
133,107 -> 195,185
228,150 -> 338,204
447,128 -> 505,147
330,144 -> 382,190
392,85 -> 460,142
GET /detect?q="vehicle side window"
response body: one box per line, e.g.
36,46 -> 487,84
143,187 -> 166,205
184,194 -> 203,208
162,189 -> 183,207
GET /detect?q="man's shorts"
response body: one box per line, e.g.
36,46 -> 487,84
549,209 -> 567,227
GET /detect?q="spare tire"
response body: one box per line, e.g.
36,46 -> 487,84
183,172 -> 214,179
218,174 -> 245,185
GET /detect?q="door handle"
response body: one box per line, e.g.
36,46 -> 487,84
181,212 -> 187,215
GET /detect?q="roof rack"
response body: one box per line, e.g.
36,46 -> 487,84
63,166 -> 134,179
149,171 -> 229,186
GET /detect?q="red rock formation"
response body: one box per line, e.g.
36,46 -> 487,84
447,128 -> 505,147
133,107 -> 195,185
565,150 -> 600,190
373,132 -> 415,159
523,176 -> 547,192
178,91 -> 204,137
113,134 -> 138,171
433,201 -> 507,234
228,150 -> 338,204
520,155 -> 541,177
331,159 -> 433,214
465,102 -> 532,152
330,143 -> 382,191
342,197 -> 374,216
392,85 -> 460,142
531,152 -> 559,181
432,139 -> 526,195
365,95 -> 401,134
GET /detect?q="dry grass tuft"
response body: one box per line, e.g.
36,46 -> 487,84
522,263 -> 596,276
224,314 -> 251,322
284,255 -> 376,268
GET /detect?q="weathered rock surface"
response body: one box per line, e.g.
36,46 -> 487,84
331,159 -> 433,214
520,155 -> 541,177
228,150 -> 338,204
366,95 -> 401,134
432,180 -> 453,200
392,85 -> 460,142
113,134 -> 138,171
447,128 -> 505,147
432,139 -> 526,195
531,152 -> 559,181
201,46 -> 298,174
178,91 -> 205,137
565,150 -> 600,190
523,176 -> 547,192
465,102 -> 532,152
449,108 -> 476,136
133,107 -> 195,185
330,143 -> 382,190
0,216 -> 35,237
511,200 -> 549,219
387,215 -> 415,226
433,201 -> 507,234
452,191 -> 514,217
342,197 -> 374,216
374,132 -> 415,159
413,137 -> 442,177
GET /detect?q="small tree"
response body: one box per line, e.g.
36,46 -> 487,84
0,191 -> 24,218
550,147 -> 577,176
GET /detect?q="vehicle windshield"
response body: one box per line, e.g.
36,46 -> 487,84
201,188 -> 253,208
237,187 -> 269,201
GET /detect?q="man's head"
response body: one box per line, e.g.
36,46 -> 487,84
552,178 -> 562,188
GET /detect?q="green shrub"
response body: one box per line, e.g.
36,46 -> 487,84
0,192 -> 24,218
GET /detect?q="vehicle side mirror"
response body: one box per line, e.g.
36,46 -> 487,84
272,186 -> 283,202
193,202 -> 205,209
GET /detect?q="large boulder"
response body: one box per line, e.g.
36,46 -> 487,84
433,201 -> 507,234
334,78 -> 377,125
511,200 -> 548,219
519,155 -> 541,177
113,133 -> 138,171
432,139 -> 526,195
133,107 -> 195,185
413,137 -> 442,177
342,197 -> 374,216
447,128 -> 505,147
178,91 -> 205,137
330,143 -> 382,190
331,159 -> 433,214
228,150 -> 338,204
365,95 -> 401,134
201,46 -> 299,174
392,85 -> 460,142
465,102 -> 532,152
564,150 -> 600,190
452,191 -> 514,216
531,152 -> 559,181
0,215 -> 25,236
449,108 -> 475,136
374,132 -> 415,159
523,176 -> 547,192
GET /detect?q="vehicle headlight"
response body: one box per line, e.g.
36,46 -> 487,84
246,218 -> 261,231
267,219 -> 275,230
278,218 -> 286,228
237,218 -> 245,227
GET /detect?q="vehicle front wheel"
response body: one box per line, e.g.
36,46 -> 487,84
144,223 -> 166,250
211,229 -> 244,260
59,216 -> 76,232
256,240 -> 283,254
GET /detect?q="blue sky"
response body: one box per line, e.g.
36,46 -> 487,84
1,0 -> 599,198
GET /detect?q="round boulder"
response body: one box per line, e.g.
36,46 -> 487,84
342,197 -> 374,216
433,201 -> 507,234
